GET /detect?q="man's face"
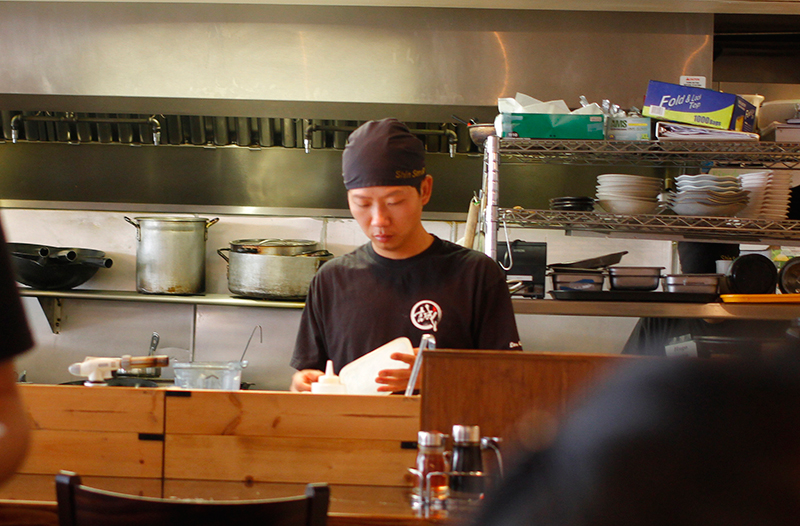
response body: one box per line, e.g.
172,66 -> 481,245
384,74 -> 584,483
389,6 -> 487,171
347,176 -> 433,259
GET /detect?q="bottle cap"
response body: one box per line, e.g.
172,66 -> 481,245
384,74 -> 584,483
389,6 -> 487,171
418,430 -> 445,447
311,360 -> 347,394
452,424 -> 481,444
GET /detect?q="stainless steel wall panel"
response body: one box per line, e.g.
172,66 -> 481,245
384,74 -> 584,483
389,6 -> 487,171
0,4 -> 712,113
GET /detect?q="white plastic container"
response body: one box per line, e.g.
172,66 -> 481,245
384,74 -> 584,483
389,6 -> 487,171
339,337 -> 413,395
173,361 -> 247,390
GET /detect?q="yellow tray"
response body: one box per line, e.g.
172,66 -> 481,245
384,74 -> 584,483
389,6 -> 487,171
720,294 -> 800,303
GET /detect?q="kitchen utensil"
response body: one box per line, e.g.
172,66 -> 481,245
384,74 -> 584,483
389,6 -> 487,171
68,355 -> 169,385
549,269 -> 604,291
405,334 -> 434,397
725,253 -> 778,294
550,290 -> 719,302
549,251 -> 628,270
229,238 -> 319,256
663,274 -> 721,294
608,266 -> 663,291
721,293 -> 800,303
8,242 -> 113,290
125,216 -> 218,295
467,123 -> 495,150
218,239 -> 332,299
778,257 -> 800,294
173,361 -> 248,390
241,325 -> 262,361
463,196 -> 480,249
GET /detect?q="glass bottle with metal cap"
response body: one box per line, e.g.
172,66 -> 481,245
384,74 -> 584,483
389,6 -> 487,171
412,430 -> 449,504
449,424 -> 484,499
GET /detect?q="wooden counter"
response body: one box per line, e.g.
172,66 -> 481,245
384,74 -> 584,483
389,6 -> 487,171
1,352 -> 636,525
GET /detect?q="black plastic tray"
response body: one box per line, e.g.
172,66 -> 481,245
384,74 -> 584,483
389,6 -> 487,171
549,290 -> 719,303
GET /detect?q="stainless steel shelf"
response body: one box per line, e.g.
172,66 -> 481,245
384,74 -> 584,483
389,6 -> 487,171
18,289 -> 306,308
499,209 -> 800,246
497,138 -> 800,169
512,298 -> 800,320
18,289 -> 304,333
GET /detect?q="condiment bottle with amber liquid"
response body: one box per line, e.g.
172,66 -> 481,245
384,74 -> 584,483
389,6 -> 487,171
412,431 -> 449,503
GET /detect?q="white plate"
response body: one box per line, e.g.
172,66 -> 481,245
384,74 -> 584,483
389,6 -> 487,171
670,201 -> 746,217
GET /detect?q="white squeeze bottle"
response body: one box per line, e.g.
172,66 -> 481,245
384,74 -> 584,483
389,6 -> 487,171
311,360 -> 347,394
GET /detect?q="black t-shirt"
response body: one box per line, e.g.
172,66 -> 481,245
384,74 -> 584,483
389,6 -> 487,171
291,236 -> 522,372
0,222 -> 34,362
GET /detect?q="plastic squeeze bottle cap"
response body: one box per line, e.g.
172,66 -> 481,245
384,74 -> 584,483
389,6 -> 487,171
311,360 -> 347,394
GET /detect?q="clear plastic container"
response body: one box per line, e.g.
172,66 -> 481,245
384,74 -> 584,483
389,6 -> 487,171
172,361 -> 247,390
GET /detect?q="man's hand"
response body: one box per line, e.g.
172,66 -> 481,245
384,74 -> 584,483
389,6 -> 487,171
290,369 -> 324,392
375,349 -> 421,393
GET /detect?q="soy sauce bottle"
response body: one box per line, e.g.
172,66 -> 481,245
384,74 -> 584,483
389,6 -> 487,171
449,424 -> 484,499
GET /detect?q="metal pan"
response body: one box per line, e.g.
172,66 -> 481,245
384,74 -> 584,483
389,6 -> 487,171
548,251 -> 628,270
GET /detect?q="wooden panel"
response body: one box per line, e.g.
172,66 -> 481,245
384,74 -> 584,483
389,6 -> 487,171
164,435 -> 416,486
164,391 -> 420,440
0,474 -> 162,501
421,351 -> 640,440
19,384 -> 165,434
0,502 -> 58,526
162,480 -> 416,517
16,430 -> 163,478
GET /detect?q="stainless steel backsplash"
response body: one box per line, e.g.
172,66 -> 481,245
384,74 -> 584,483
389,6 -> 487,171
0,3 -> 712,213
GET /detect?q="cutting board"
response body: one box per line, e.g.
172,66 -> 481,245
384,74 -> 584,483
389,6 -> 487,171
720,294 -> 800,303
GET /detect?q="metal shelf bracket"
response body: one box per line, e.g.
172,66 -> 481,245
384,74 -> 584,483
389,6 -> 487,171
37,296 -> 63,334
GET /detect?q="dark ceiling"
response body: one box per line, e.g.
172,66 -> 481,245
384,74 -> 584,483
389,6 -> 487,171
714,14 -> 800,84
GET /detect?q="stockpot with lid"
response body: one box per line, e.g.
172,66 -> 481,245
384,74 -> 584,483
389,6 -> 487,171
218,238 -> 333,300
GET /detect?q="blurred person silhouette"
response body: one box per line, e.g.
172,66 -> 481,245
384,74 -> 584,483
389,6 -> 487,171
0,220 -> 34,484
472,348 -> 800,526
623,242 -> 790,357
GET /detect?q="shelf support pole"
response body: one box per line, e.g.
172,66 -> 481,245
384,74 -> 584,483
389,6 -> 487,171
483,134 -> 500,260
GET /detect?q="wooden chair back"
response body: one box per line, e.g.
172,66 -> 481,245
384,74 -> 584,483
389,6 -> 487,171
56,471 -> 329,526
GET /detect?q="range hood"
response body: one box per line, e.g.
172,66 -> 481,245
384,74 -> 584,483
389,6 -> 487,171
0,3 -> 713,215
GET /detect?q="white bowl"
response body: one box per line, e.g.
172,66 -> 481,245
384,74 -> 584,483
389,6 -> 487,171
598,199 -> 659,215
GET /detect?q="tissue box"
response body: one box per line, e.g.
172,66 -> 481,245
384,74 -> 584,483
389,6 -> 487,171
606,116 -> 652,141
497,113 -> 605,140
642,80 -> 756,132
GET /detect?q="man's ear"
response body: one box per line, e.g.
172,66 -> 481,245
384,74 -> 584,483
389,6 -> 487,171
420,175 -> 433,205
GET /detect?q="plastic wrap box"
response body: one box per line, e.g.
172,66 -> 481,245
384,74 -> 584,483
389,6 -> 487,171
642,80 -> 756,132
606,116 -> 652,141
497,113 -> 605,140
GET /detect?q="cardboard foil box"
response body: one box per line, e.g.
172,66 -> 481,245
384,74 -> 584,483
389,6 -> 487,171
642,80 -> 756,132
497,113 -> 605,140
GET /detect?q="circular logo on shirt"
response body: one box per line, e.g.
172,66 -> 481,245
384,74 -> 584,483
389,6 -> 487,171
410,300 -> 442,332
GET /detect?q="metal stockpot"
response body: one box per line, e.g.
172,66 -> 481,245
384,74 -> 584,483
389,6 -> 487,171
218,239 -> 332,300
125,216 -> 219,294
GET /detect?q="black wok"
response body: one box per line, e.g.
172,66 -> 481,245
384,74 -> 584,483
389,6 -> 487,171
8,243 -> 113,290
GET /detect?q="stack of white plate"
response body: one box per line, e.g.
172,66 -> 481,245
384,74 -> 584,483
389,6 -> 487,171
667,174 -> 749,217
595,174 -> 663,215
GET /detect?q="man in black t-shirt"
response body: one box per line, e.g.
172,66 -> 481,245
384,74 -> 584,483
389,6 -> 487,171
290,119 -> 521,392
0,221 -> 34,483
